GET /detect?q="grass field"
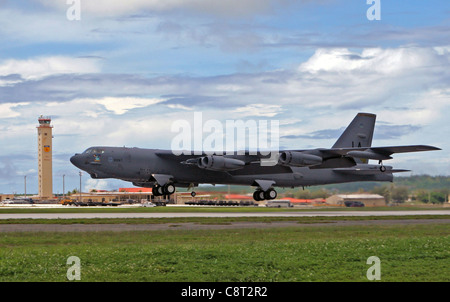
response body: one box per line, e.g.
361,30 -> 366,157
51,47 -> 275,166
0,205 -> 447,214
0,221 -> 448,282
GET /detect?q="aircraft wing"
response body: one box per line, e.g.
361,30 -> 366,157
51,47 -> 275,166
155,145 -> 440,172
333,165 -> 410,175
287,145 -> 440,160
328,145 -> 440,161
278,145 -> 440,169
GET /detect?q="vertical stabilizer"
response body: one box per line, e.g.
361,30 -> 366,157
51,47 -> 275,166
332,113 -> 376,152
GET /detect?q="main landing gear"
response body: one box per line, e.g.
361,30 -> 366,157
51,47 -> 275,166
253,188 -> 277,201
152,183 -> 176,197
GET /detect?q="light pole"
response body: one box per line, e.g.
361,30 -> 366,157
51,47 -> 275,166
79,171 -> 82,202
63,174 -> 65,200
24,175 -> 27,197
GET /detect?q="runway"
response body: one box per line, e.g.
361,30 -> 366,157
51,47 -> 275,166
0,210 -> 449,220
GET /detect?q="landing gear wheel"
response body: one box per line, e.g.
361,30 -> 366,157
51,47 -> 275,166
264,188 -> 277,200
378,160 -> 386,172
163,183 -> 176,195
191,191 -> 196,197
253,190 -> 265,201
253,191 -> 261,201
258,190 -> 265,201
152,185 -> 163,196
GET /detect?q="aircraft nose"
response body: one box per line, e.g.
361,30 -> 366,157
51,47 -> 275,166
70,154 -> 82,168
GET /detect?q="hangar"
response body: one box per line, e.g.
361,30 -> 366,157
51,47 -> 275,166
326,194 -> 386,207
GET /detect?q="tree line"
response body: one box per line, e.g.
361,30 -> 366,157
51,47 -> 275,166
287,185 -> 448,204
286,175 -> 450,204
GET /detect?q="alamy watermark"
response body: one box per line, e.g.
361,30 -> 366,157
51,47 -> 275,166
63,255 -> 380,281
66,0 -> 81,21
366,256 -> 381,280
367,0 -> 381,21
67,256 -> 81,281
171,112 -> 279,166
66,1 -> 380,22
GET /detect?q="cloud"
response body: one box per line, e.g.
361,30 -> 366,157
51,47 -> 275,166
233,104 -> 283,117
282,128 -> 343,140
373,124 -> 422,140
0,102 -> 29,118
86,97 -> 165,115
293,46 -> 450,110
283,124 -> 422,141
298,47 -> 449,74
84,178 -> 109,191
0,56 -> 101,81
38,0 -> 301,17
1,46 -> 448,117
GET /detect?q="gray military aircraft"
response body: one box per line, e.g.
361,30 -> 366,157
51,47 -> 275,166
70,113 -> 440,201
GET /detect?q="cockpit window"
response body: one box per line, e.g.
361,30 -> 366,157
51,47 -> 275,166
83,148 -> 104,154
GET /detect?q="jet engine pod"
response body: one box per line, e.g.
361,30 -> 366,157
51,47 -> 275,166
278,151 -> 323,167
197,155 -> 245,171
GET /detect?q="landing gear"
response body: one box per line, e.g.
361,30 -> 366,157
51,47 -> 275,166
253,190 -> 265,201
253,188 -> 277,201
164,183 -> 176,195
152,184 -> 164,196
264,188 -> 277,200
378,160 -> 386,172
191,191 -> 196,197
152,183 -> 176,197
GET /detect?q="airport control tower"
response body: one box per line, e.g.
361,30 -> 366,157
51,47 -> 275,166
37,115 -> 53,199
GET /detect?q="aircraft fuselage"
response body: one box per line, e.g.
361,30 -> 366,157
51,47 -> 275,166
70,146 -> 393,189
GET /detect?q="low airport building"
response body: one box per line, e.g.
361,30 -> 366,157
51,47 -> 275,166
0,194 -> 16,202
64,187 -> 168,204
326,194 -> 386,207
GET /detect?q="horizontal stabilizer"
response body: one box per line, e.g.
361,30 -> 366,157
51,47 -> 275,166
365,145 -> 441,154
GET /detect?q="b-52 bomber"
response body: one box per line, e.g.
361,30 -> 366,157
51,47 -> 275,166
70,113 -> 440,201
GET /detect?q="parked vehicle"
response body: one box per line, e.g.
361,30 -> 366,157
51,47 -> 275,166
141,201 -> 156,207
344,201 -> 365,207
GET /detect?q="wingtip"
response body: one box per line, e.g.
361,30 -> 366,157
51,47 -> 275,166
421,145 -> 442,151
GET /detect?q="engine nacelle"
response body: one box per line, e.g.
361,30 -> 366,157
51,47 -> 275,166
197,155 -> 245,171
278,151 -> 323,167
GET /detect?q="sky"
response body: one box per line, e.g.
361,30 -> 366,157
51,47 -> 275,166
0,0 -> 449,194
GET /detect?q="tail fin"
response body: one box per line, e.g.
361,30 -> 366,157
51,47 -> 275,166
332,113 -> 376,162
